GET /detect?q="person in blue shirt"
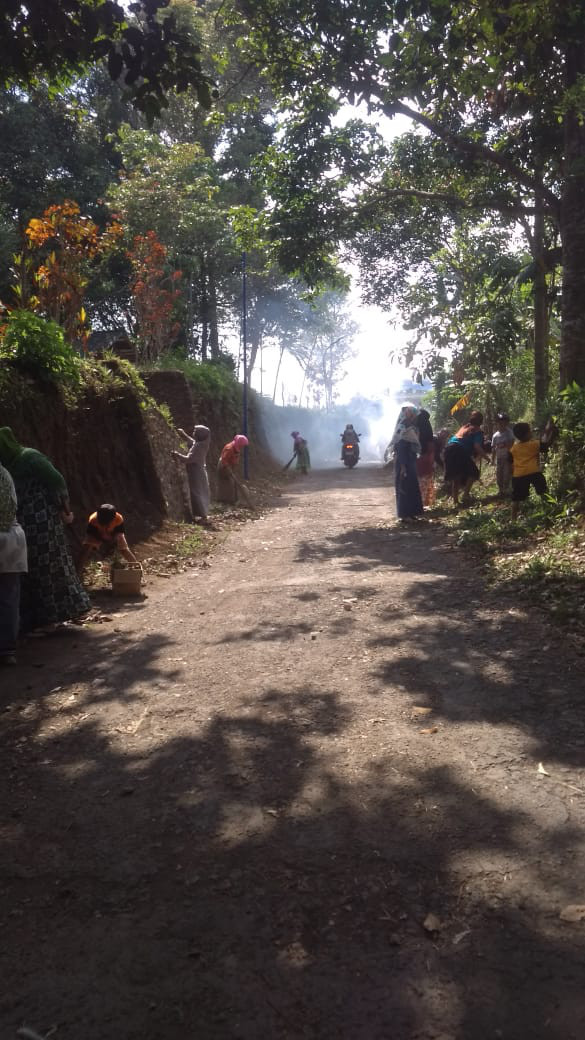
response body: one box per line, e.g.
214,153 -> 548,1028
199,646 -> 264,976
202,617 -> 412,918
443,410 -> 490,506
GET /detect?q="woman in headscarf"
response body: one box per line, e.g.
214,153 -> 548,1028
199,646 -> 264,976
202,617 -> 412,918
389,405 -> 424,521
216,434 -> 253,507
0,462 -> 27,664
0,427 -> 90,632
415,408 -> 436,507
291,431 -> 311,474
443,411 -> 491,506
171,423 -> 212,523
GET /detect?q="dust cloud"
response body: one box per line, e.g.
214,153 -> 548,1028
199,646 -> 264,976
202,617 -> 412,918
256,394 -> 408,468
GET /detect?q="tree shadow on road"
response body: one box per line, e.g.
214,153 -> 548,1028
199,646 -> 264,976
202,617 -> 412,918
294,520 -> 448,573
2,661 -> 585,1039
294,521 -> 585,769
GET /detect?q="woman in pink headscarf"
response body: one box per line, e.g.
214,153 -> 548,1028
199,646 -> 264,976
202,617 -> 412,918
216,434 -> 253,506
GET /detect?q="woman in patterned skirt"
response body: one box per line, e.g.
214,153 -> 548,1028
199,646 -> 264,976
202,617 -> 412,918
0,427 -> 90,632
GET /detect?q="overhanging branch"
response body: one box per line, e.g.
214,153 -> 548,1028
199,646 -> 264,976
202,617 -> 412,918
381,98 -> 561,220
357,185 -> 540,219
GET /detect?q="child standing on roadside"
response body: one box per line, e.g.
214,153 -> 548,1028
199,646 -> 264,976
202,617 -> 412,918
491,412 -> 515,496
509,422 -> 547,520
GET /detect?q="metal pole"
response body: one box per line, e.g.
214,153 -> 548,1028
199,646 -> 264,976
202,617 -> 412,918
242,251 -> 249,479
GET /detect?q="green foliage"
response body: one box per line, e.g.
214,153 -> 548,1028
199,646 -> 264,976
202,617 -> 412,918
233,0 -> 585,388
546,382 -> 585,505
0,1 -> 214,121
424,355 -> 538,434
100,352 -> 150,397
98,352 -> 173,426
174,525 -> 206,558
0,310 -> 81,384
155,352 -> 241,413
157,401 -> 173,425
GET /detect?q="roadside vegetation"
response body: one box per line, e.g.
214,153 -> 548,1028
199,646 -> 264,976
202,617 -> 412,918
433,456 -> 585,640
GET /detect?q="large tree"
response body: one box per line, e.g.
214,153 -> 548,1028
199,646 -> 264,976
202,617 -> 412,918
231,0 -> 585,388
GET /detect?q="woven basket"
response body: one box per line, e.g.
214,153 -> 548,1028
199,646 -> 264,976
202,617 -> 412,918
111,565 -> 143,596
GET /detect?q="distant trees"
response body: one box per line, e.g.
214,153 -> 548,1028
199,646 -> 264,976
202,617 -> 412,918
298,294 -> 358,411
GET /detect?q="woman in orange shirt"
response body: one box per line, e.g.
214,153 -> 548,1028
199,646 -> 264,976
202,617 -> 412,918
216,434 -> 252,506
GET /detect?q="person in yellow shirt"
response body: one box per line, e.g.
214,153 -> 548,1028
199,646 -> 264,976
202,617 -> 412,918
509,423 -> 547,520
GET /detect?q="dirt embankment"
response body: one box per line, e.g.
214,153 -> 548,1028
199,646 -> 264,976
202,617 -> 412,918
1,362 -> 277,555
143,368 -> 279,496
0,363 -> 189,551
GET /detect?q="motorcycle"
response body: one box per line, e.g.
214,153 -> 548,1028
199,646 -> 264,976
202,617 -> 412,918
342,439 -> 359,468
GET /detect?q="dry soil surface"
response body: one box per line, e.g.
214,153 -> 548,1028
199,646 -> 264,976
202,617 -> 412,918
2,465 -> 585,1040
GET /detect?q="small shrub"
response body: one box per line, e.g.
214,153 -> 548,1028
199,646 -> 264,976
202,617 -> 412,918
0,310 -> 80,384
157,402 -> 173,425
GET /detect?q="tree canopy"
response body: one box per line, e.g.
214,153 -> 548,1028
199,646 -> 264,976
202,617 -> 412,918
0,0 -> 215,119
230,0 -> 585,387
2,0 -> 585,410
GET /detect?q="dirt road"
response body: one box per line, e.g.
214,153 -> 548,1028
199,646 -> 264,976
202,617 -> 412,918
2,465 -> 585,1039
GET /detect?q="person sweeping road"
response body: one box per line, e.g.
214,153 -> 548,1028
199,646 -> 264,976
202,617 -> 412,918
216,434 -> 254,508
290,431 -> 311,474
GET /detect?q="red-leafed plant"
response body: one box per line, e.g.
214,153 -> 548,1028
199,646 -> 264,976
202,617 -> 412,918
127,231 -> 182,362
17,200 -> 123,347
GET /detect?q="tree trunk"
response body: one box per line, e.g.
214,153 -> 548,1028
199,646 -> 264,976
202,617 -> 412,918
247,326 -> 261,386
560,39 -> 585,388
199,254 -> 208,361
208,260 -> 219,360
187,278 -> 195,358
272,345 -> 284,403
533,185 -> 549,413
299,335 -> 317,406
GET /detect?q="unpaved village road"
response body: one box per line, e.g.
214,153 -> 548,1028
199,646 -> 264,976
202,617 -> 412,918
2,465 -> 585,1040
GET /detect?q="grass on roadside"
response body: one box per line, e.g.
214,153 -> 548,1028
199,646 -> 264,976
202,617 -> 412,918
431,472 -> 585,635
173,525 -> 209,558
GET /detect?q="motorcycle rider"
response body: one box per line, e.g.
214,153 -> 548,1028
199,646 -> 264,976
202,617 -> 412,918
340,423 -> 360,461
